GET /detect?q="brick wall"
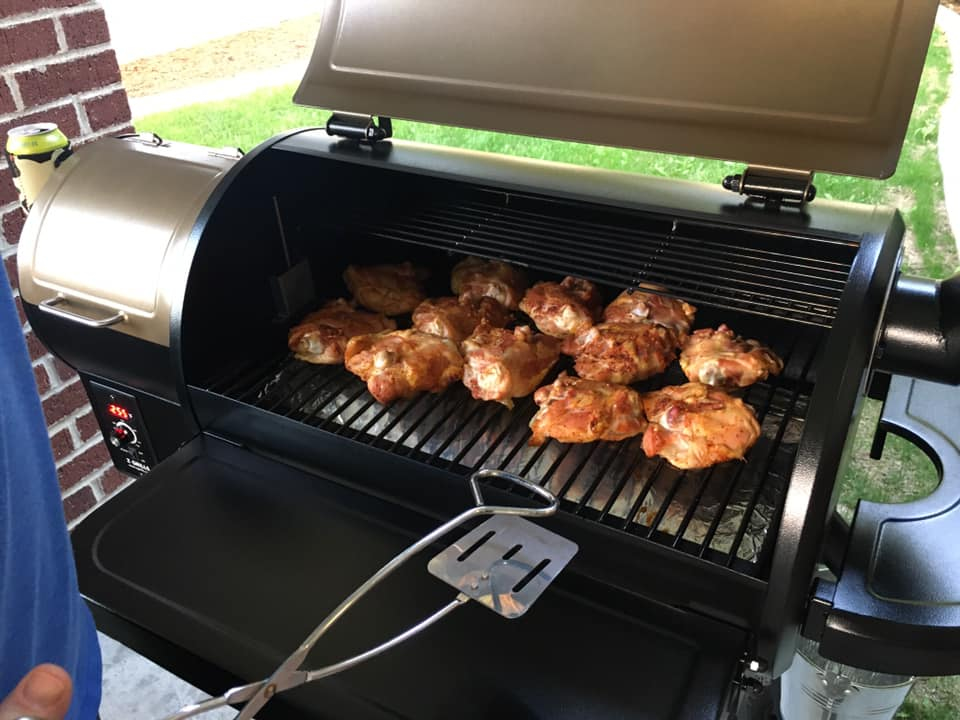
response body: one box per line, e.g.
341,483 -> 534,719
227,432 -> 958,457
1,0 -> 135,528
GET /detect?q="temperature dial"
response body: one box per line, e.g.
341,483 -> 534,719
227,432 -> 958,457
110,422 -> 137,447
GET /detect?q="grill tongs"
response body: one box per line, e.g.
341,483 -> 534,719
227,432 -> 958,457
163,469 -> 579,720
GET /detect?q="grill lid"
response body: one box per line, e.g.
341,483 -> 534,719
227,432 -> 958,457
295,0 -> 937,179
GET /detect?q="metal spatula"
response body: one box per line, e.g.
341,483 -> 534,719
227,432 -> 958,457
163,469 -> 578,720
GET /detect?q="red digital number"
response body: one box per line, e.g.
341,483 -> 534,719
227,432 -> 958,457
108,403 -> 131,420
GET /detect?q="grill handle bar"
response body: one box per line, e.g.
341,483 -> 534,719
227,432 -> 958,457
804,375 -> 960,676
38,294 -> 126,328
163,470 -> 558,720
876,273 -> 960,384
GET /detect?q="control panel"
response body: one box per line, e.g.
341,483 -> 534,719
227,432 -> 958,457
87,381 -> 156,476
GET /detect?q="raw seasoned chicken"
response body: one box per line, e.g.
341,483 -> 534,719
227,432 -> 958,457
641,383 -> 761,469
344,329 -> 463,404
451,256 -> 528,310
562,321 -> 678,384
680,324 -> 784,389
461,323 -> 561,408
412,296 -> 512,345
343,261 -> 428,316
518,277 -> 603,339
288,299 -> 396,365
529,372 -> 647,446
604,288 -> 697,337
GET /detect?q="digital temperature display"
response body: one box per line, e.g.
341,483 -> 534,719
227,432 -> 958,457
107,403 -> 132,421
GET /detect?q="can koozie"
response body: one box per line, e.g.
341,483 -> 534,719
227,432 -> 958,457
5,122 -> 73,210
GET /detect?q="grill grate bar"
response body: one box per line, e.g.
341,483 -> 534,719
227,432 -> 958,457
356,226 -> 837,327
725,354 -> 818,567
361,221 -> 841,310
264,363 -> 321,413
442,403 -> 505,470
334,396 -> 378,435
317,384 -> 370,431
646,469 -> 691,538
407,391 -> 475,457
425,400 -> 489,465
212,306 -> 820,578
696,337 -> 806,556
299,375 -> 359,424
466,191 -> 857,271
624,458 -> 668,529
573,441 -> 632,515
469,397 -> 537,470
430,204 -> 849,293
597,449 -> 647,523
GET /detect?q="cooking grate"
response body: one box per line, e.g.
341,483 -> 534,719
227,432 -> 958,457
340,190 -> 858,328
209,318 -> 820,578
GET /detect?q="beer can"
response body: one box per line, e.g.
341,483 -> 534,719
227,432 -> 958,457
5,122 -> 72,210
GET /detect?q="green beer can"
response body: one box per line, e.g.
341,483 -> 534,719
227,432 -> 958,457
5,122 -> 72,210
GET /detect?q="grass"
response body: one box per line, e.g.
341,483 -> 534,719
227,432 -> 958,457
135,28 -> 958,717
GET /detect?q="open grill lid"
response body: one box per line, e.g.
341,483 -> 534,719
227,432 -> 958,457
295,0 -> 938,179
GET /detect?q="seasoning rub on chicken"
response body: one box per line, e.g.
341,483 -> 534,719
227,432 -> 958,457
451,256 -> 528,310
412,296 -> 512,345
344,329 -> 464,405
288,299 -> 396,365
529,373 -> 647,446
519,276 -> 603,339
604,288 -> 697,337
641,383 -> 761,469
461,323 -> 561,408
562,321 -> 678,384
343,261 -> 428,316
680,324 -> 784,389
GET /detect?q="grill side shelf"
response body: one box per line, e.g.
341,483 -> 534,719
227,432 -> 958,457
807,375 -> 960,676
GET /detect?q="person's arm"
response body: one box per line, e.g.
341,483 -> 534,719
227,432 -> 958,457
0,665 -> 73,720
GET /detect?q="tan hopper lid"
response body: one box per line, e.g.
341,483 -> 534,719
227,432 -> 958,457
295,0 -> 939,179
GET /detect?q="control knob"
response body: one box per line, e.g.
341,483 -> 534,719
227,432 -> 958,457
110,421 -> 137,447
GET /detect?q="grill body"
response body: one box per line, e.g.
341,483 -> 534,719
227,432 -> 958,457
29,130 -> 952,718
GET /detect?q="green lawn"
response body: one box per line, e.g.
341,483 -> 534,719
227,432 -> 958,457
135,29 -> 957,717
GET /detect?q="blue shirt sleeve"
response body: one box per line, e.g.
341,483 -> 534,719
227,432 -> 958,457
0,273 -> 102,719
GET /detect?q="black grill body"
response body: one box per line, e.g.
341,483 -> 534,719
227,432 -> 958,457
41,130 -> 960,718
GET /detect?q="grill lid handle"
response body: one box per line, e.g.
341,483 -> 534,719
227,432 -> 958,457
38,294 -> 126,328
804,374 -> 960,676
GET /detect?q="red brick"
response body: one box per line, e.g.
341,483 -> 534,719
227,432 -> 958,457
13,294 -> 26,324
50,427 -> 73,460
24,331 -> 47,361
2,209 -> 25,246
0,79 -> 15,115
16,50 -> 120,108
76,410 -> 100,441
53,355 -> 76,383
58,441 -> 108,491
3,254 -> 17,291
62,9 -> 110,50
0,167 -> 17,208
33,362 -> 51,395
0,0 -> 89,19
83,89 -> 130,132
42,379 -> 88,425
99,466 -> 130,495
0,19 -> 59,66
62,485 -> 95,523
0,104 -> 81,155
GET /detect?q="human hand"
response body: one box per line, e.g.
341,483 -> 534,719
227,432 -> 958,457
0,664 -> 72,720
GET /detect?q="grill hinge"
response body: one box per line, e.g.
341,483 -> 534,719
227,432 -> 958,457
722,165 -> 817,210
325,113 -> 393,143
